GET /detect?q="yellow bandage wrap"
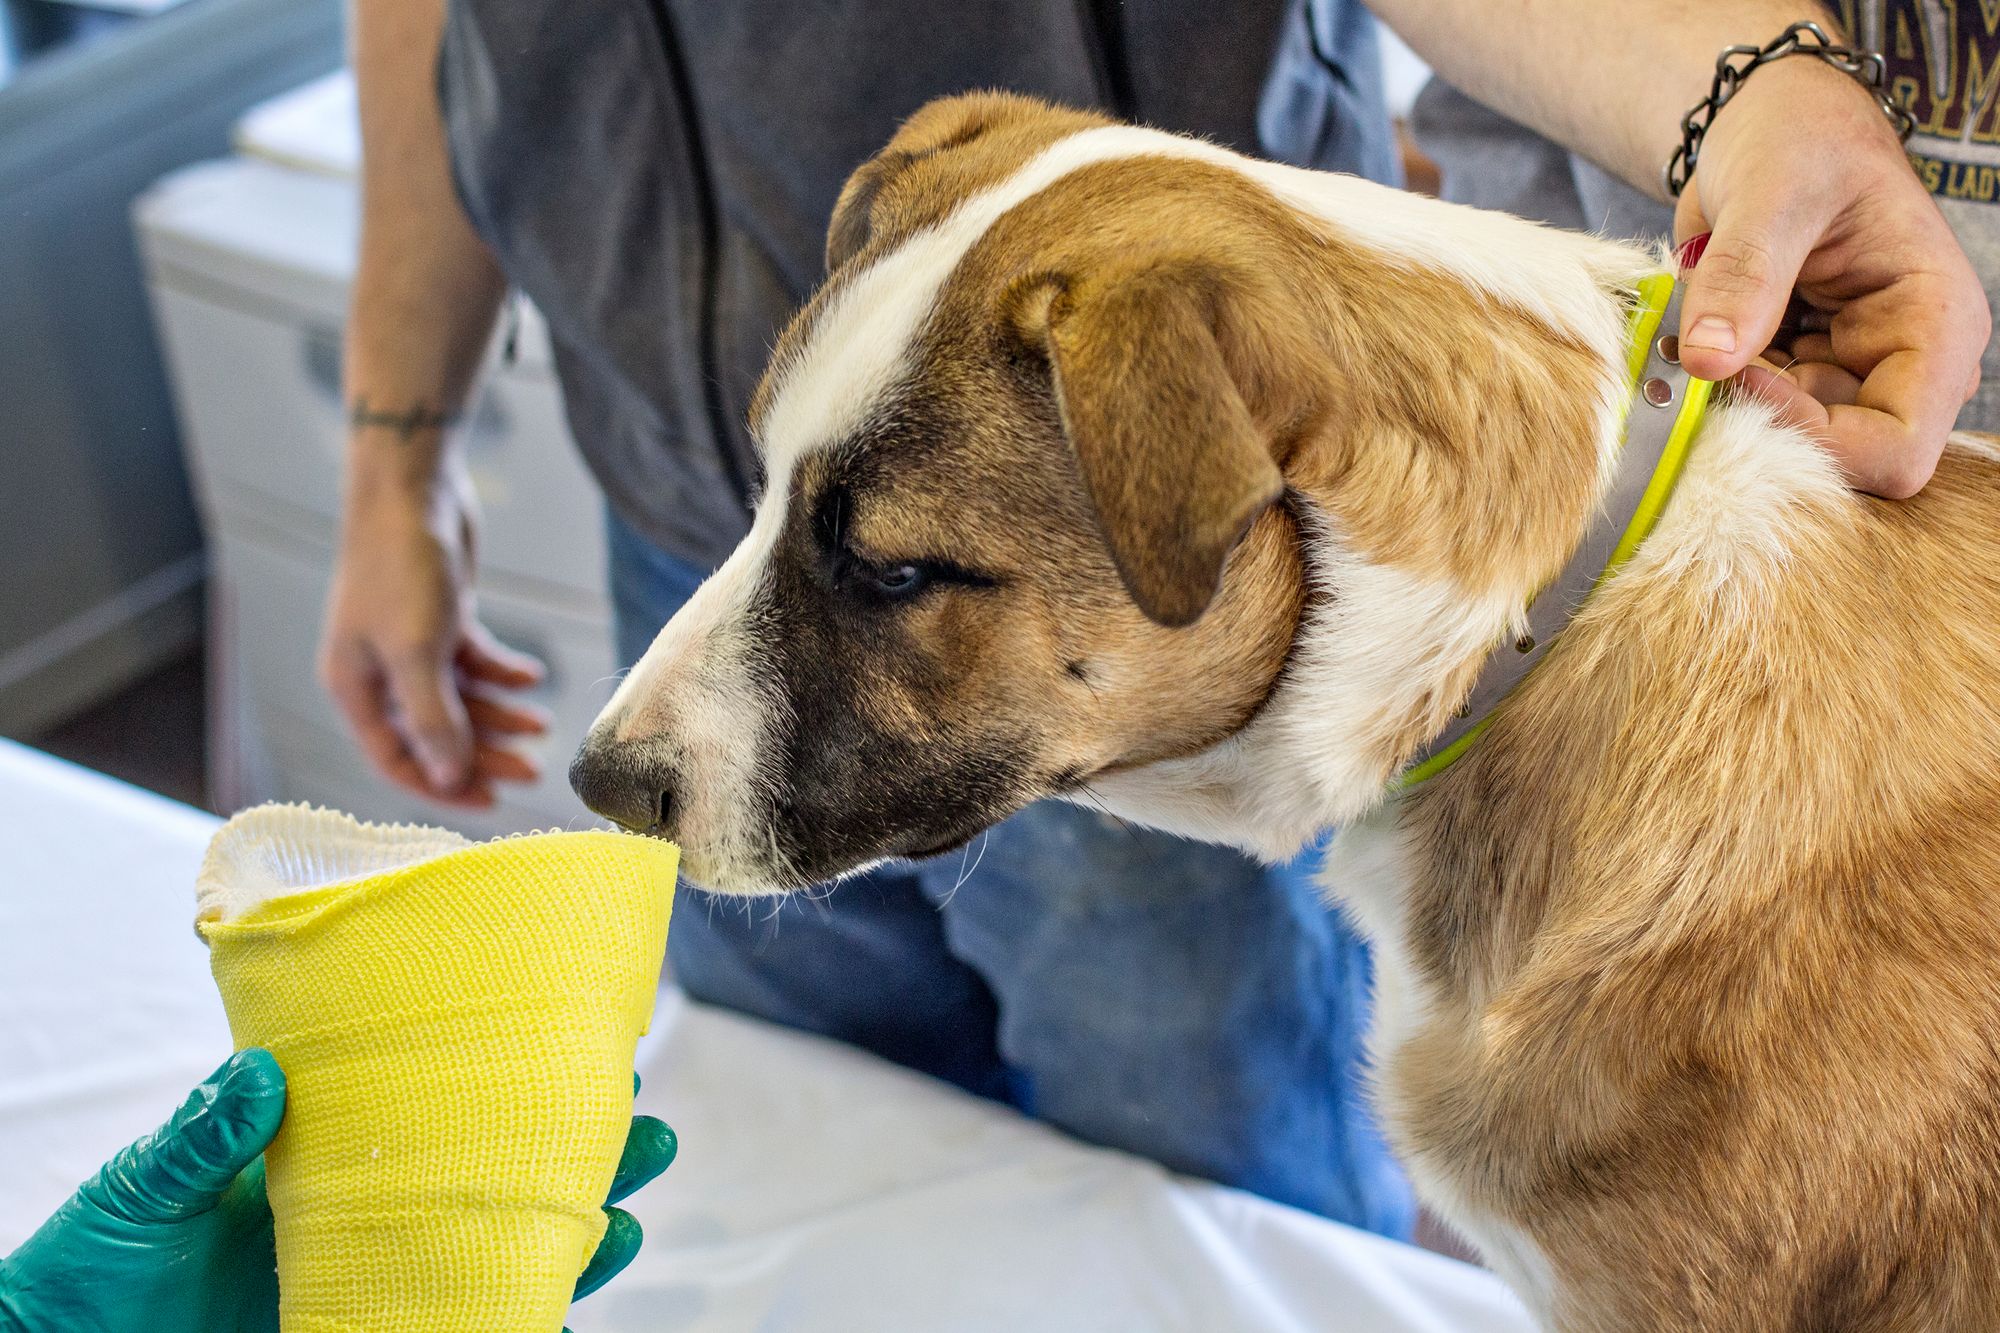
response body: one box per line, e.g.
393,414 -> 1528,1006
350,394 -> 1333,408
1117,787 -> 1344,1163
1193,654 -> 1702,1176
195,805 -> 678,1333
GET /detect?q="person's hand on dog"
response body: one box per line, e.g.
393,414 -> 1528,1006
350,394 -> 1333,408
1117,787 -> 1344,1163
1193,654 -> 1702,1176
319,457 -> 548,809
1673,56 -> 1989,499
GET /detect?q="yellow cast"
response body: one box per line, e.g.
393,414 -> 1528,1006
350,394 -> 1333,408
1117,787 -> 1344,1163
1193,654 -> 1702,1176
196,804 -> 678,1332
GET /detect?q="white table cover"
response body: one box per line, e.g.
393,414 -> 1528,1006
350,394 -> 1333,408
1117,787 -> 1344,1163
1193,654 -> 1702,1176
0,739 -> 1531,1332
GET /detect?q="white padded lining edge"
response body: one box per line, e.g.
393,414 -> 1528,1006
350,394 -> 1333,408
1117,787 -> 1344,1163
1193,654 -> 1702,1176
195,802 -> 470,926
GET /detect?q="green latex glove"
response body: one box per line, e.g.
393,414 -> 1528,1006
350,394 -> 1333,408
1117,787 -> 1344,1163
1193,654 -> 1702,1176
0,1051 -> 677,1333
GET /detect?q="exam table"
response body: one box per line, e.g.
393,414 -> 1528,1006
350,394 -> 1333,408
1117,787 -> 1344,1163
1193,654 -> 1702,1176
0,738 -> 1532,1332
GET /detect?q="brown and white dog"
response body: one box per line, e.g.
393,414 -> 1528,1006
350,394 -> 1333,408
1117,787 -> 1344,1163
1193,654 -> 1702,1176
571,92 -> 2000,1330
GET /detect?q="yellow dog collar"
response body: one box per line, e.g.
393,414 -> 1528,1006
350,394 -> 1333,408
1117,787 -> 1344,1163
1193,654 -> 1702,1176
1400,273 -> 1714,788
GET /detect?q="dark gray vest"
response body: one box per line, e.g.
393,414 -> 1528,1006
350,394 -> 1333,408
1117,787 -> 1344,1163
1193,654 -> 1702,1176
440,0 -> 1396,565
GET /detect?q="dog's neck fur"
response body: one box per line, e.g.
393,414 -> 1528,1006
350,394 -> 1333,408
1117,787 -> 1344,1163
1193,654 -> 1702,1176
1081,216 -> 1868,1316
1084,211 -> 1855,868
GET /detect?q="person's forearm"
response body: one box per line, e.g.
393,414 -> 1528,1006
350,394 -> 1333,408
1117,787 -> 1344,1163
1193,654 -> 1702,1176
1370,1 -> 1844,201
345,0 -> 506,502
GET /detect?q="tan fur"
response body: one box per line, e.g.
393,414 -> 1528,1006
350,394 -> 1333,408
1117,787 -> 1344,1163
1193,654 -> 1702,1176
823,93 -> 1112,273
780,214 -> 1315,783
751,94 -> 1109,438
945,149 -> 1614,599
819,139 -> 1614,783
1383,443 -> 2000,1331
845,105 -> 2000,1328
596,92 -> 2000,1328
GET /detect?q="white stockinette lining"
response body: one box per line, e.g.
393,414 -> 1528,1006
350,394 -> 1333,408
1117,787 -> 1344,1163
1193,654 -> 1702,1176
194,803 -> 470,927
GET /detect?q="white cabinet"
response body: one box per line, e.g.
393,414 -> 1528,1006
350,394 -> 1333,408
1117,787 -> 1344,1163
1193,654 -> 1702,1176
138,142 -> 617,837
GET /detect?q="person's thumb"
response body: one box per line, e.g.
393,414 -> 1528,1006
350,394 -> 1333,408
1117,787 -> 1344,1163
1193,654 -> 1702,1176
84,1051 -> 287,1224
1677,213 -> 1812,382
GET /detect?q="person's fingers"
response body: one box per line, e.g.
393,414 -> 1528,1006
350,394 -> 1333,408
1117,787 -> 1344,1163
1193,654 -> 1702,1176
360,748 -> 447,803
1825,279 -> 1973,377
428,757 -> 499,809
85,1050 -> 287,1224
1737,362 -> 1832,438
322,644 -> 432,794
607,1116 -> 678,1205
1824,347 -> 1960,499
465,689 -> 551,738
1788,303 -> 1835,337
573,1206 -> 642,1300
427,778 -> 499,810
1739,355 -> 1953,498
1786,360 -> 1864,408
382,647 -> 475,792
327,640 -> 473,800
417,742 -> 537,808
1812,272 -> 1984,496
1679,207 -> 1818,384
1726,247 -> 1981,500
459,623 -> 546,689
472,741 -> 540,786
1825,405 -> 1949,498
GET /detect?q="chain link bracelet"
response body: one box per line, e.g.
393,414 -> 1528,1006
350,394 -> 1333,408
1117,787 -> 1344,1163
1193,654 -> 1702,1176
1665,20 -> 1916,197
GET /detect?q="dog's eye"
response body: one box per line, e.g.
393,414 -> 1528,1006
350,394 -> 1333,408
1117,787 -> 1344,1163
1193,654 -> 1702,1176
833,545 -> 995,604
869,563 -> 929,598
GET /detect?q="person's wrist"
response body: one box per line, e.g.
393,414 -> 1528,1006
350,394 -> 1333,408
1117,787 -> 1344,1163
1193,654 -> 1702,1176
1671,22 -> 1909,200
342,461 -> 439,522
1718,53 -> 1897,144
340,379 -> 464,490
341,414 -> 470,515
336,471 -> 461,573
1681,52 -> 1908,225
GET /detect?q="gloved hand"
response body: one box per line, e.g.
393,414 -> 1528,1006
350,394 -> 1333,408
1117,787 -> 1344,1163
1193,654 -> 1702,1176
0,1050 -> 676,1333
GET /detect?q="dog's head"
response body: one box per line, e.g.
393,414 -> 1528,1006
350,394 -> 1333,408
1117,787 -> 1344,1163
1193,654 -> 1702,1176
571,92 -> 1635,891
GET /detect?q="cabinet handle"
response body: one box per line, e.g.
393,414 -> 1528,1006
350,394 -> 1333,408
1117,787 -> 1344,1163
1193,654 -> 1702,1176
459,381 -> 512,457
301,327 -> 343,404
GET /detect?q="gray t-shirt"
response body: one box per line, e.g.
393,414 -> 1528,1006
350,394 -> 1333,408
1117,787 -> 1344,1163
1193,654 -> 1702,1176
1411,0 -> 2000,434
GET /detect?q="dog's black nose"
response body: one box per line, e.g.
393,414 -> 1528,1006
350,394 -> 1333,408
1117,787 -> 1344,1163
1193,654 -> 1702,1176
569,738 -> 675,834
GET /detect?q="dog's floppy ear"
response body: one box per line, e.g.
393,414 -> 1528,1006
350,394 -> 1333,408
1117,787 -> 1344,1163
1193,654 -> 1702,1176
827,92 -> 1072,273
1010,260 -> 1286,628
825,149 -> 911,274
826,97 -> 1001,273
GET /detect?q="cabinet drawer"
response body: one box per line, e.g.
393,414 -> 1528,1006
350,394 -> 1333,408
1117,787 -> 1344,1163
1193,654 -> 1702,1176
211,529 -> 619,830
154,285 -> 607,600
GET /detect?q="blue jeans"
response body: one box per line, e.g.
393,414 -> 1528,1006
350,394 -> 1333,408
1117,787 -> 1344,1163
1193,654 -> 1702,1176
608,510 -> 1413,1235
